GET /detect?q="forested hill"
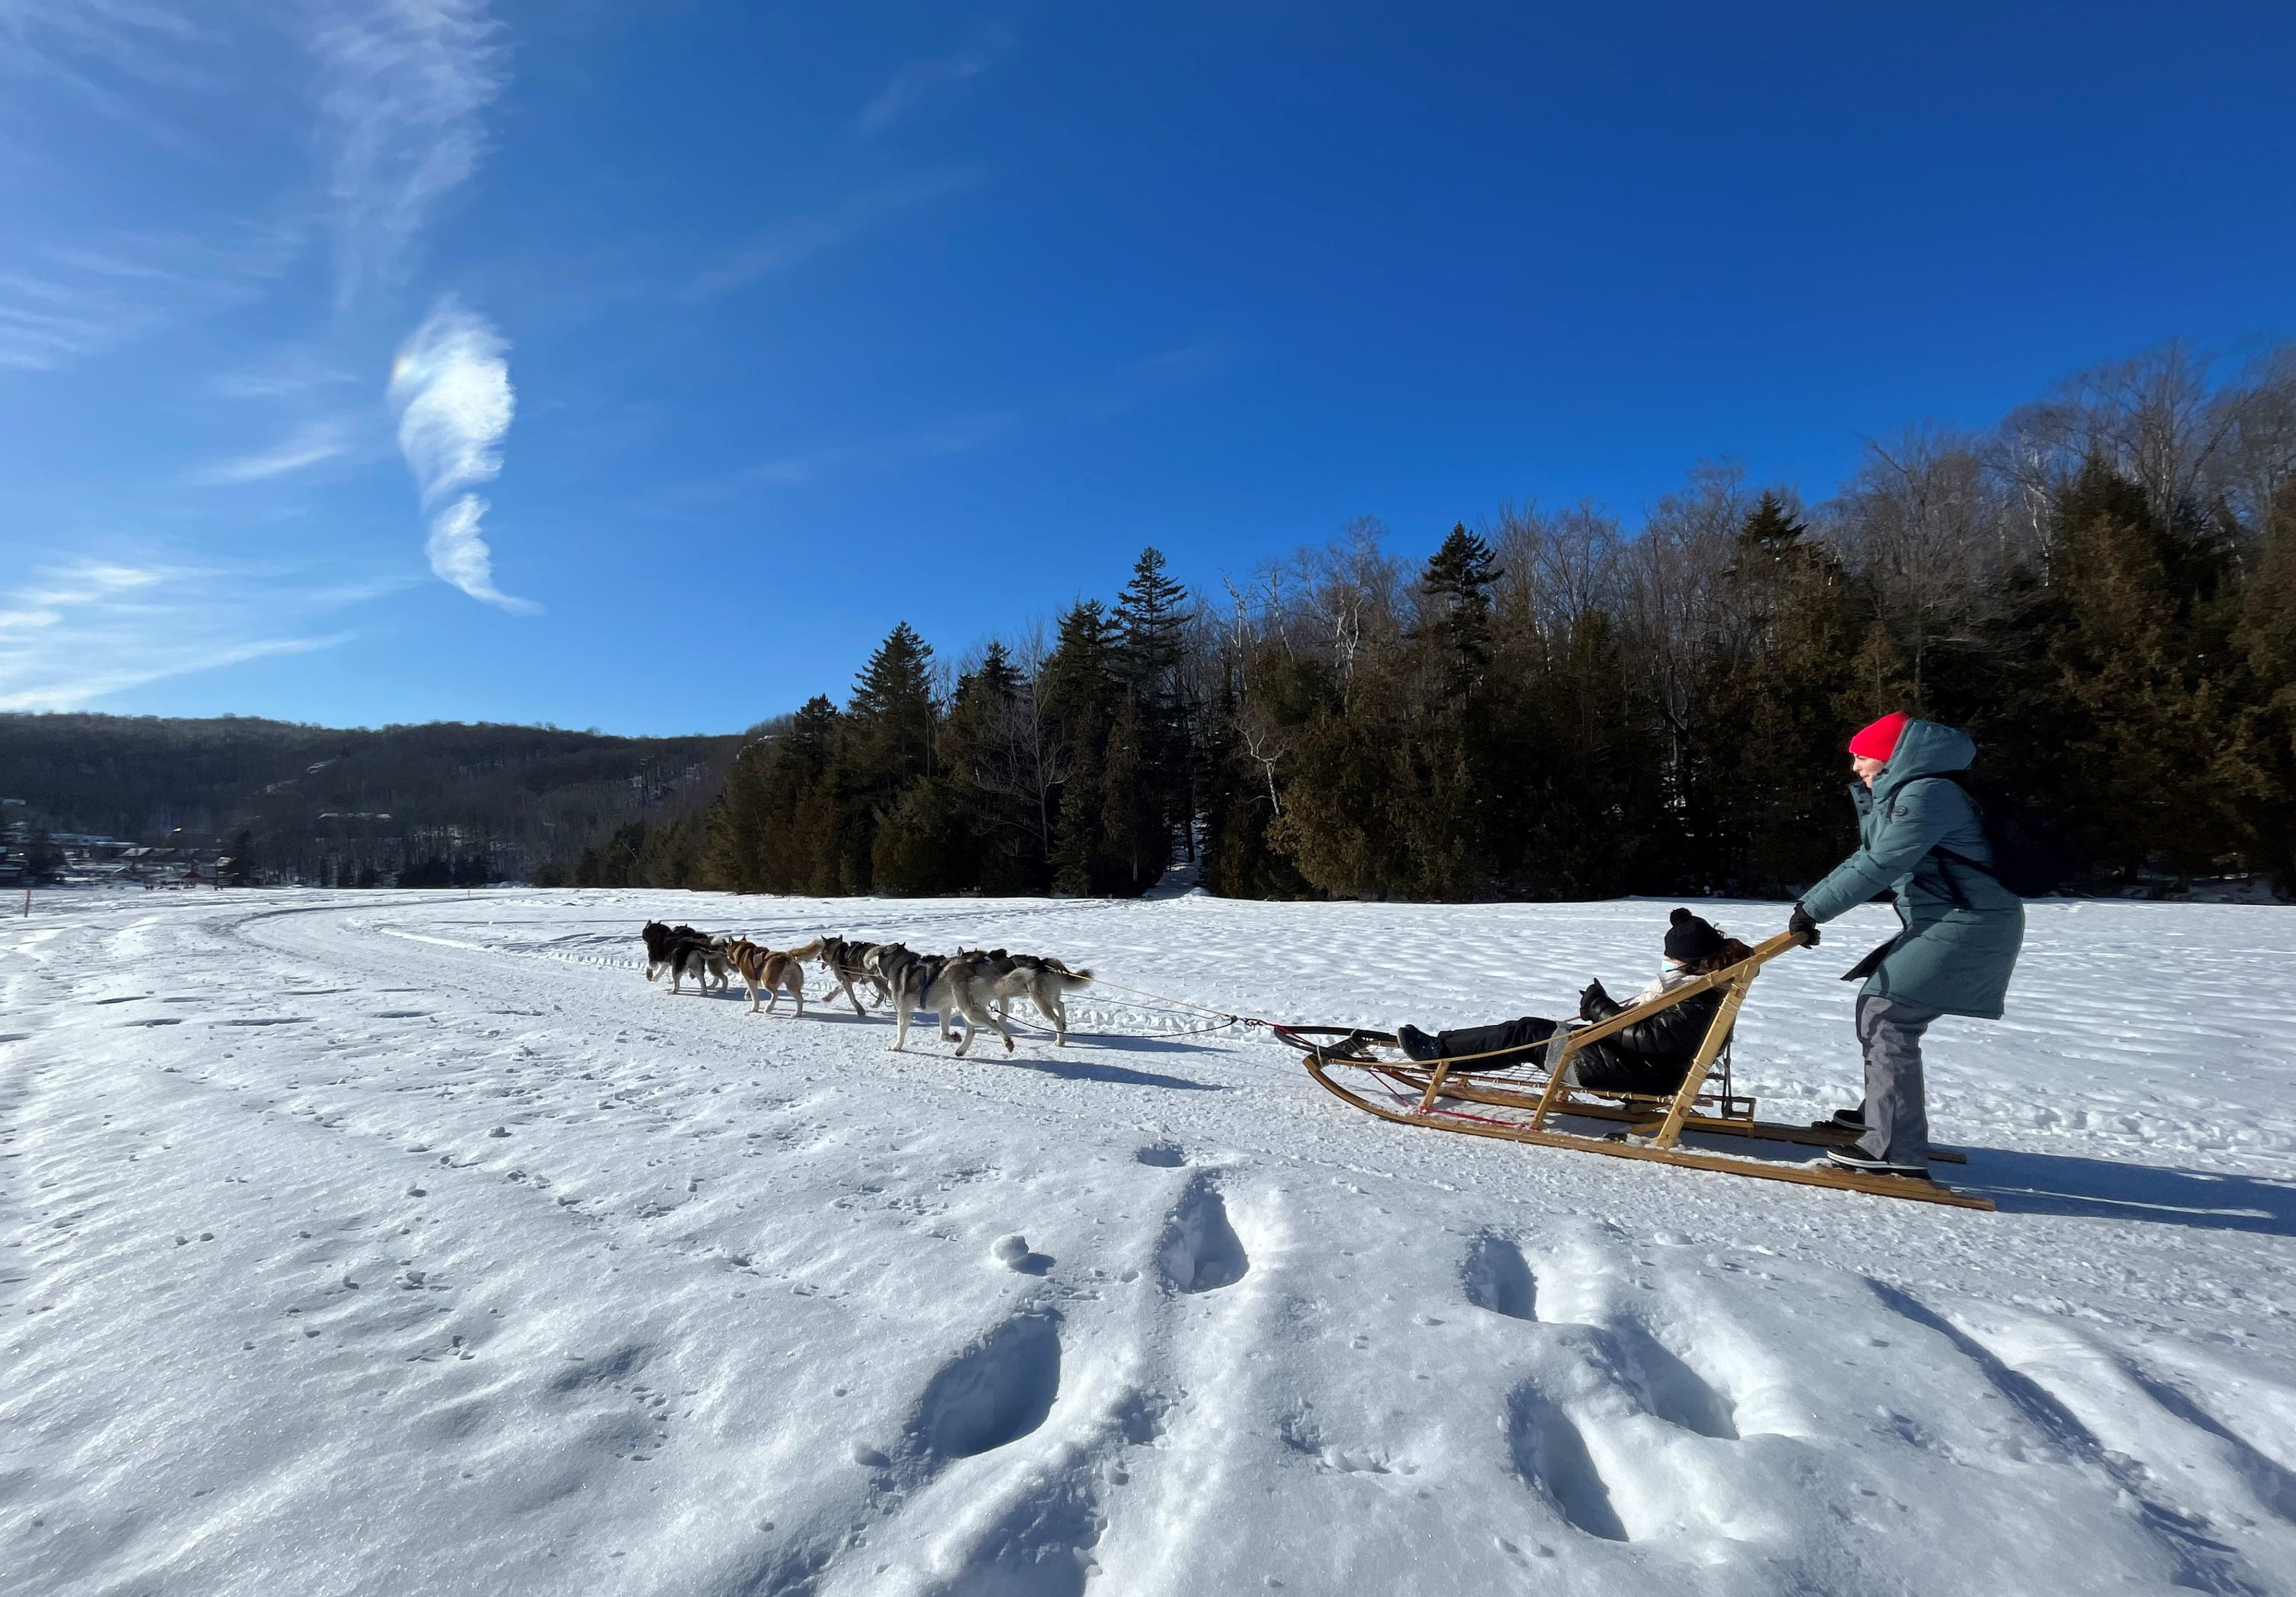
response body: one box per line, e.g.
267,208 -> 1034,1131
0,713 -> 746,885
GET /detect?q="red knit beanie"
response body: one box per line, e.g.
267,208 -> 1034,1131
1847,712 -> 1910,761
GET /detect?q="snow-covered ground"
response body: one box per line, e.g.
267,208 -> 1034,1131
6,888 -> 2295,1596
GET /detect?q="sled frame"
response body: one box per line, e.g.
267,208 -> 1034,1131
1291,930 -> 1993,1211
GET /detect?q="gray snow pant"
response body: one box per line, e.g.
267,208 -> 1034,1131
1854,994 -> 1941,1164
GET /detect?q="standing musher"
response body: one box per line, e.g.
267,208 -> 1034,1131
1785,712 -> 2025,1180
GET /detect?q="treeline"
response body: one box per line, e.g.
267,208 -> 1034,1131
707,552 -> 1196,896
0,713 -> 743,885
704,341 -> 2296,900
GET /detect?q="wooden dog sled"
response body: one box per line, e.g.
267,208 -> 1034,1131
1276,930 -> 1993,1211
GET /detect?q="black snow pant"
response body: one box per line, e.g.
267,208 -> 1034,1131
1854,994 -> 1941,1165
1433,1016 -> 1559,1071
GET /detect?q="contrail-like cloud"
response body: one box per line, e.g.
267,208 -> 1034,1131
309,0 -> 505,307
387,297 -> 538,614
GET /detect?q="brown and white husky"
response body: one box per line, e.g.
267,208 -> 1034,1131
724,938 -> 822,1015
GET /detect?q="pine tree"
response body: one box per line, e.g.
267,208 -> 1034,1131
1098,691 -> 1162,890
1419,523 -> 1500,700
1989,461 -> 2242,879
1114,547 -> 1193,870
1042,601 -> 1123,893
1700,490 -> 1881,888
847,622 -> 938,786
2228,494 -> 2296,887
1050,727 -> 1104,896
941,643 -> 1035,891
871,776 -> 966,894
828,622 -> 942,891
705,698 -> 842,893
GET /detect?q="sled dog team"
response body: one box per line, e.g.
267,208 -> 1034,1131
639,714 -> 2026,1187
640,921 -> 1093,1058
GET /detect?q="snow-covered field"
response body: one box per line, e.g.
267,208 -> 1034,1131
6,888 -> 2295,1596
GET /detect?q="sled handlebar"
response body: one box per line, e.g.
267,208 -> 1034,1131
1562,929 -> 1806,1054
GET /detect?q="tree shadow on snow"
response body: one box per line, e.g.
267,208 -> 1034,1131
1958,1148 -> 2296,1236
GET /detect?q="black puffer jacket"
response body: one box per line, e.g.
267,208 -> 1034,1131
1571,980 -> 1723,1095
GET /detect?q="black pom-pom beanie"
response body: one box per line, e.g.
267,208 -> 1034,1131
1663,907 -> 1726,963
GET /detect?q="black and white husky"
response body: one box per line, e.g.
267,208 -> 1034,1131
816,934 -> 890,1016
641,921 -> 728,994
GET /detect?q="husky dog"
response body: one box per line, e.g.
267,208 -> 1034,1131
874,945 -> 1012,1056
725,938 -> 822,1015
640,921 -> 692,980
814,935 -> 890,1017
642,922 -> 728,994
670,935 -> 730,995
962,949 -> 1097,1046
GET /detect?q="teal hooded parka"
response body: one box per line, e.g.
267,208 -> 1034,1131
1796,719 -> 2025,1019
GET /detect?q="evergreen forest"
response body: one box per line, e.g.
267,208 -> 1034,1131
703,343 -> 2296,901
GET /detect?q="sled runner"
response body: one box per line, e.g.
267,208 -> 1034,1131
1278,930 -> 1993,1211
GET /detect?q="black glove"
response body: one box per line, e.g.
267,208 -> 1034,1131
1789,902 -> 1819,946
1578,979 -> 1613,1021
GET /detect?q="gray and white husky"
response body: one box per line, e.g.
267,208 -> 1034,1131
963,948 -> 1095,1046
873,944 -> 1013,1056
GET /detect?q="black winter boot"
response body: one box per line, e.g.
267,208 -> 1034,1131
1396,1024 -> 1442,1062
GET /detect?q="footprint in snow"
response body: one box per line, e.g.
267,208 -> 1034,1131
897,1311 -> 1063,1473
1157,1175 -> 1248,1294
1460,1232 -> 1538,1321
1506,1385 -> 1629,1543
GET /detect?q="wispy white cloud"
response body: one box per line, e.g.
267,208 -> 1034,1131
1088,338 -> 1233,417
0,7 -> 293,372
0,555 -> 362,712
419,491 -> 533,614
685,169 -> 979,300
306,0 -> 505,307
740,446 -> 862,487
0,0 -> 220,143
190,418 -> 355,484
387,295 -> 537,613
643,411 -> 1015,513
857,25 -> 1010,136
213,348 -> 359,399
639,338 -> 1225,515
0,225 -> 301,371
3,2 -> 505,340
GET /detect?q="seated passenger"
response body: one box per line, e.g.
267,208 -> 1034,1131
1393,909 -> 1753,1094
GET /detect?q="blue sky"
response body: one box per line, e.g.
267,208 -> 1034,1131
2,2 -> 2290,735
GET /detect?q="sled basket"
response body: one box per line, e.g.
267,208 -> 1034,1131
1277,931 -> 1990,1211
